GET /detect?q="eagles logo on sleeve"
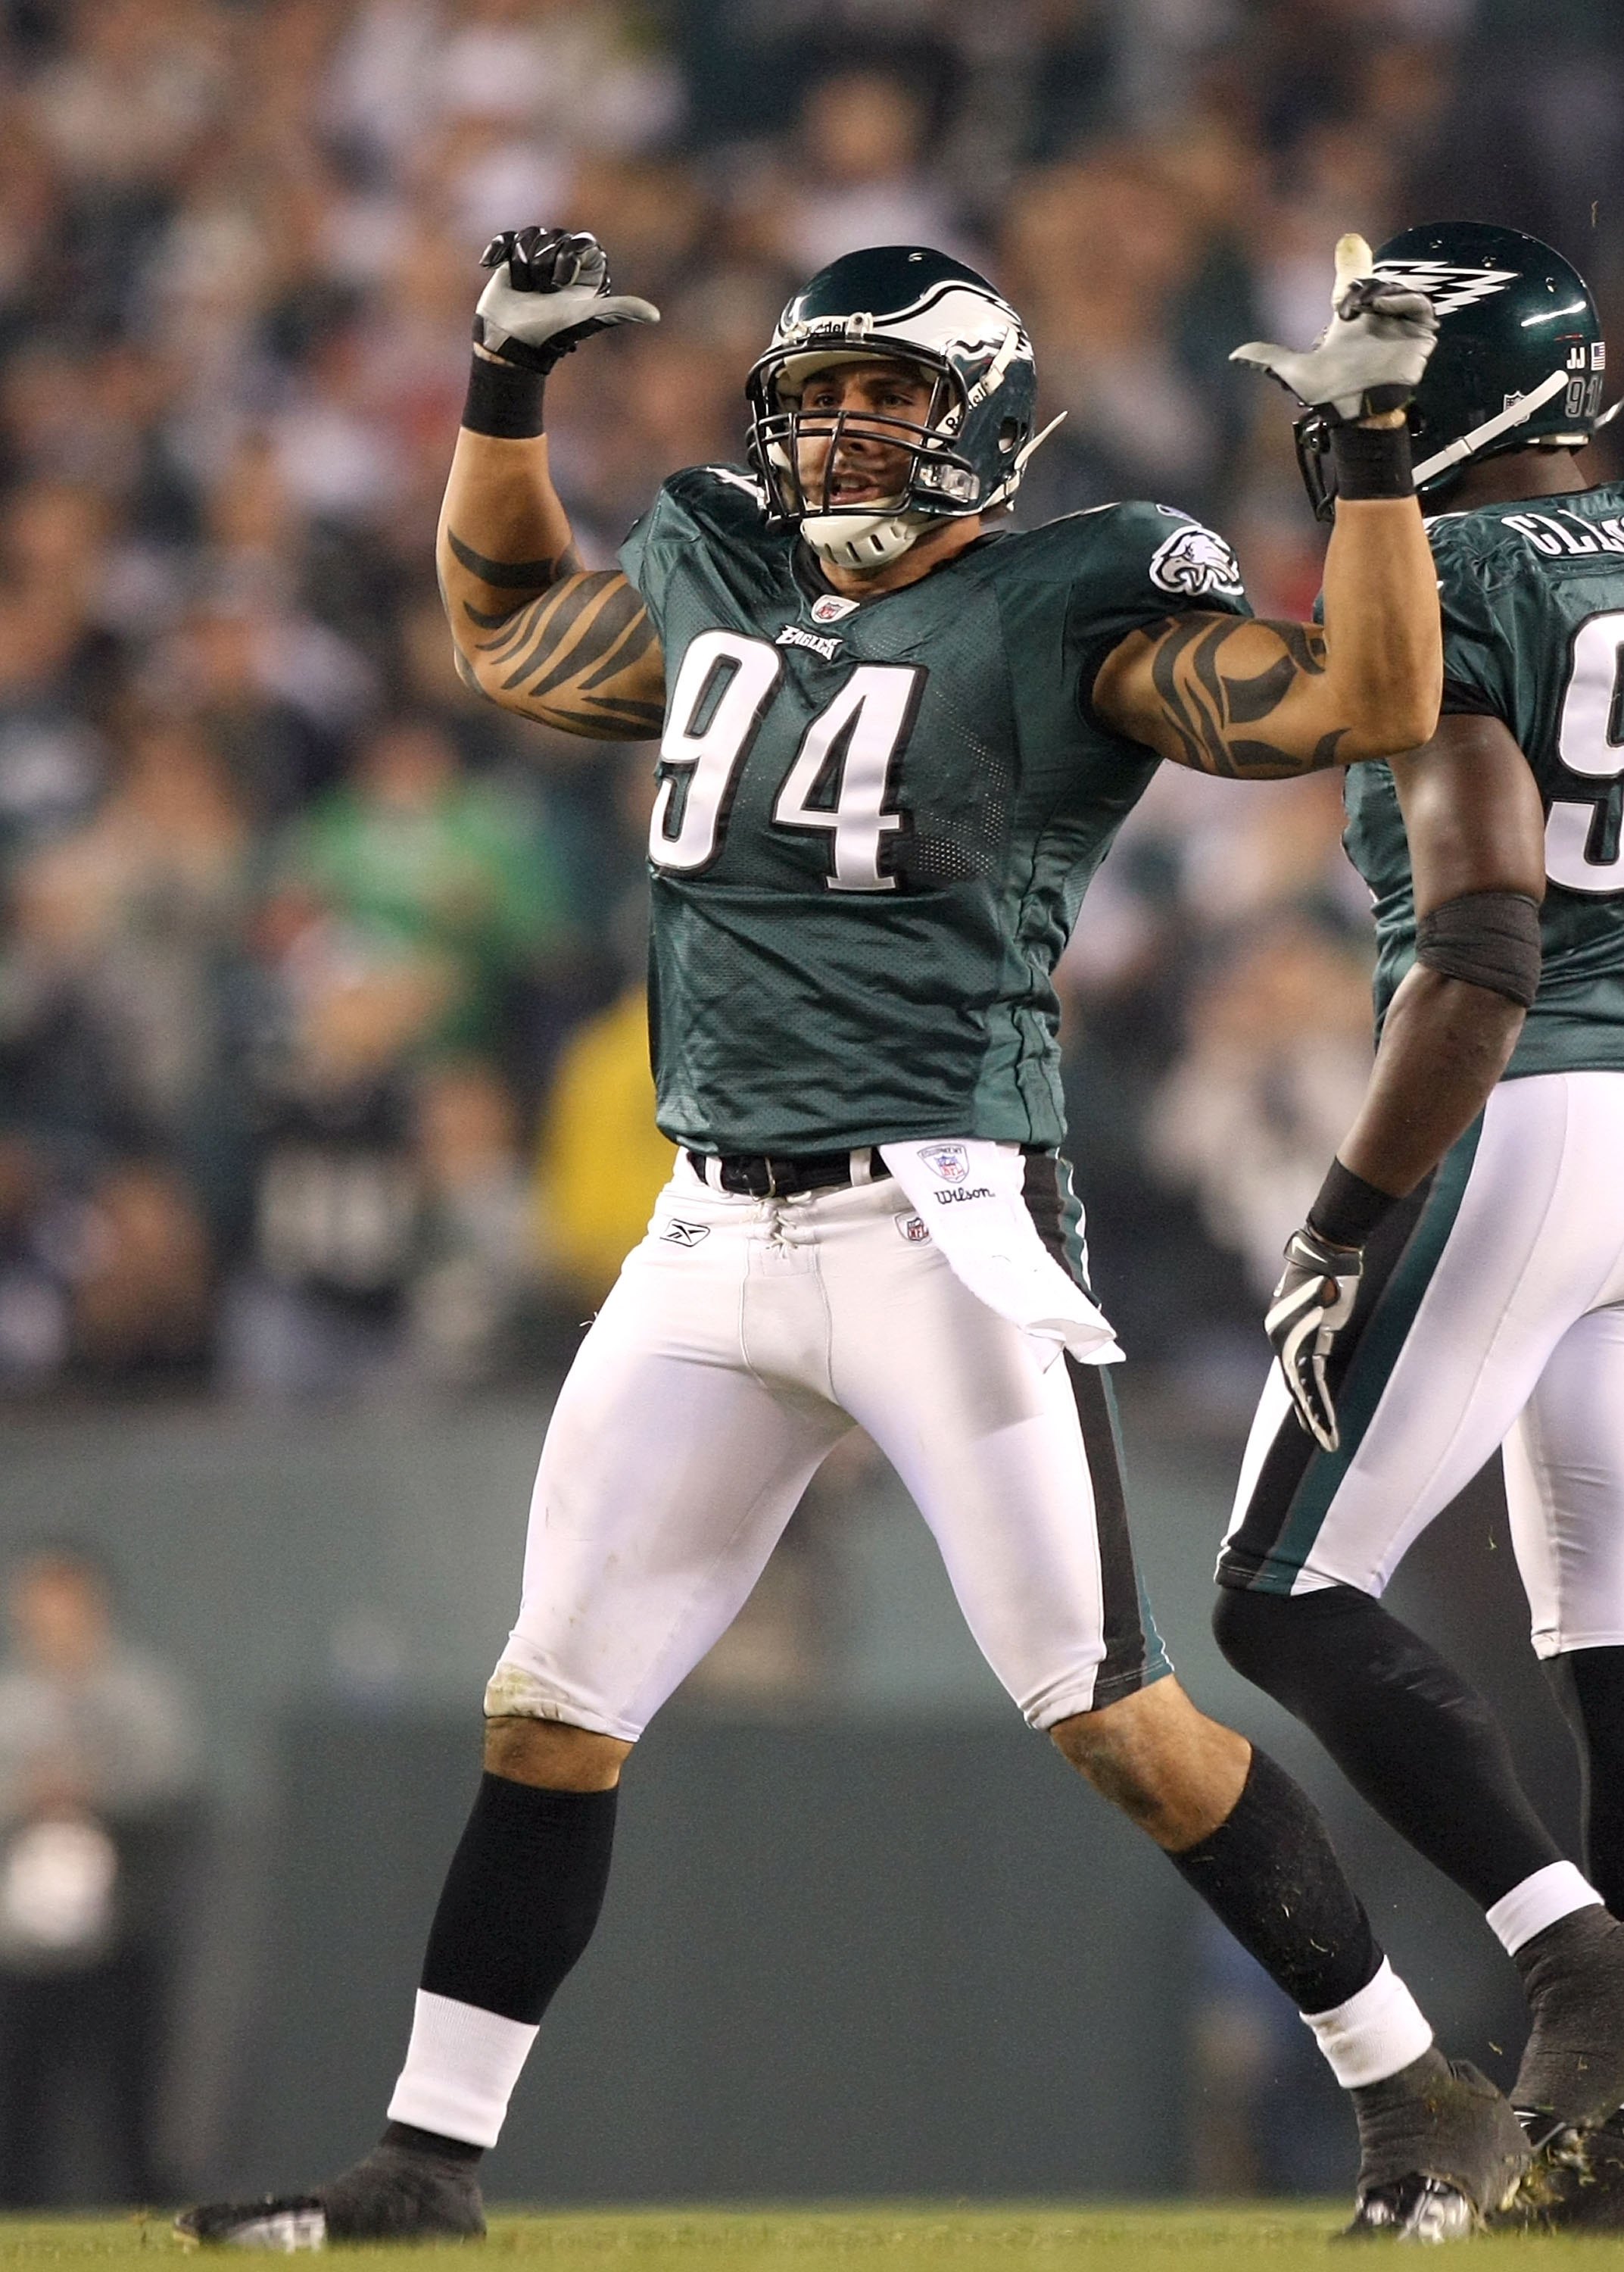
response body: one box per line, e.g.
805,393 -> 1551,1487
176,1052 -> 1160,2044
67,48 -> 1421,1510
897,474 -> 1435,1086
1146,521 -> 1246,601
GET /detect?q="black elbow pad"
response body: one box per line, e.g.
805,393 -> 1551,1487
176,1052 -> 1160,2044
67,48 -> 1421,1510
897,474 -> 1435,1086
1414,890 -> 1541,1009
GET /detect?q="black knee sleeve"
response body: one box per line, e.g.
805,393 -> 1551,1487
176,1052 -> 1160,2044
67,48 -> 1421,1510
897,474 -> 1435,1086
1213,1584 -> 1562,1911
420,1771 -> 617,2024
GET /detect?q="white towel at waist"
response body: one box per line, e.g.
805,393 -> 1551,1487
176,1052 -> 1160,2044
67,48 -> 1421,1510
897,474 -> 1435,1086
878,1137 -> 1123,1365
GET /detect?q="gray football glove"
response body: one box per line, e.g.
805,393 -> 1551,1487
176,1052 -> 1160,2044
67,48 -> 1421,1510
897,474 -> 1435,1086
1231,233 -> 1437,423
474,226 -> 659,375
1265,1225 -> 1363,1453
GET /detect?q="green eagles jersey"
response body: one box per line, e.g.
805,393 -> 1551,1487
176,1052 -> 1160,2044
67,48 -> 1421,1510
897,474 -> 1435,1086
620,467 -> 1248,1153
1344,480 -> 1624,1078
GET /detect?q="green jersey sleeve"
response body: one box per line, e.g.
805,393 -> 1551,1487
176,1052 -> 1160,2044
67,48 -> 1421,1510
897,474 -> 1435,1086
620,465 -> 776,631
1059,504 -> 1252,722
1429,517 -> 1518,721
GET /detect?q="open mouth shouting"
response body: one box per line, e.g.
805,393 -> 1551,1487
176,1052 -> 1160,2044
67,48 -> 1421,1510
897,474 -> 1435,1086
825,459 -> 904,507
788,357 -> 941,516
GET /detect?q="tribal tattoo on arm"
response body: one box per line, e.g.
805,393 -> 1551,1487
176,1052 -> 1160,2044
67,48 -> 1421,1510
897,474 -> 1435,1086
1093,613 -> 1347,779
441,529 -> 665,741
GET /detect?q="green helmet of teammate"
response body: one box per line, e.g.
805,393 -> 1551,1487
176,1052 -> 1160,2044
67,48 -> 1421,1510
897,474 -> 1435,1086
1295,222 -> 1607,518
747,245 -> 1045,571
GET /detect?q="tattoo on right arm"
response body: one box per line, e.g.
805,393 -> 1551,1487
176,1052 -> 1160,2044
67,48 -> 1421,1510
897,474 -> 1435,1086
446,530 -> 581,588
450,544 -> 664,738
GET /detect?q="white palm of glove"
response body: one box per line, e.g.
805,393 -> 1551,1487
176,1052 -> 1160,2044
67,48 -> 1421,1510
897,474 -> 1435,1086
1231,233 -> 1437,423
1265,1226 -> 1363,1453
474,226 -> 659,373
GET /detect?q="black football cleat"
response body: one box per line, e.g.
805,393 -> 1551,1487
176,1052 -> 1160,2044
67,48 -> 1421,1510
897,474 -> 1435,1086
1498,2108 -> 1624,2233
1341,2174 -> 1476,2242
1342,2047 -> 1529,2241
176,2199 -> 329,2251
1512,1905 -> 1624,2136
176,2141 -> 485,2249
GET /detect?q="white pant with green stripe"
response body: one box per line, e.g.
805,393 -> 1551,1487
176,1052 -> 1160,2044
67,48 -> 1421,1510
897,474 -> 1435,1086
489,1151 -> 1166,1740
1219,1070 -> 1624,1656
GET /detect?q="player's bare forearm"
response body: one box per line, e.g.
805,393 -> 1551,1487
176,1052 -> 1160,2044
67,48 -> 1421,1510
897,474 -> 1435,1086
437,425 -> 665,738
1316,474 -> 1442,759
1336,713 -> 1546,1197
1093,480 -> 1442,777
1337,966 -> 1524,1197
438,425 -> 578,613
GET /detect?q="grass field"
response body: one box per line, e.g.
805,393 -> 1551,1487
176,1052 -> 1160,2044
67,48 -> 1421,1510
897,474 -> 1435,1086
5,2207 -> 1624,2269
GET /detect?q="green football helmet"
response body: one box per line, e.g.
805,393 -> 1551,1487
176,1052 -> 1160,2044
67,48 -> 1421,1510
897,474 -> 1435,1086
1295,221 -> 1607,518
747,246 -> 1049,570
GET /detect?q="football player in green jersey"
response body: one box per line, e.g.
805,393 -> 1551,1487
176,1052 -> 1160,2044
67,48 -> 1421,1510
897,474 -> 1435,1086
183,229 -> 1533,2248
1214,222 -> 1624,2225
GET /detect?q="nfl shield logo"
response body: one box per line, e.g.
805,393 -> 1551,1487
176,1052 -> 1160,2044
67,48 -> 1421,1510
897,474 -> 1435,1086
810,594 -> 859,625
921,1142 -> 969,1183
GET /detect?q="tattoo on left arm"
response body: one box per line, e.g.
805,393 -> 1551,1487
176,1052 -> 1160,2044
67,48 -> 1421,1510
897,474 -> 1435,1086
1113,614 -> 1346,778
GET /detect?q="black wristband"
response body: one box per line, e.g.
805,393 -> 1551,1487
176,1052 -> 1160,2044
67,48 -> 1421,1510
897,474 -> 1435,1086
1329,420 -> 1414,501
1308,1157 -> 1401,1251
462,354 -> 547,439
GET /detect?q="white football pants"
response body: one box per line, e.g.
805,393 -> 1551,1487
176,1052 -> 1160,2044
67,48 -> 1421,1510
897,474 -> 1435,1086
1219,1070 -> 1624,1657
487,1154 -> 1167,1740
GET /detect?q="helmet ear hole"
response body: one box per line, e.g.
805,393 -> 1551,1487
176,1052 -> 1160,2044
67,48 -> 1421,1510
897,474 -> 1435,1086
998,417 -> 1025,456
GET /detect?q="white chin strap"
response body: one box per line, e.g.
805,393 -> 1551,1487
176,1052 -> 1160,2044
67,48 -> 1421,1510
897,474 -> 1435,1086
800,508 -> 931,570
1411,367 -> 1571,488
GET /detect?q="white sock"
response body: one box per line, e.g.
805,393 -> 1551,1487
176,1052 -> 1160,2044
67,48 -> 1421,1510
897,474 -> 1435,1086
386,1990 -> 538,2149
1485,1860 -> 1602,1958
1301,1958 -> 1435,2089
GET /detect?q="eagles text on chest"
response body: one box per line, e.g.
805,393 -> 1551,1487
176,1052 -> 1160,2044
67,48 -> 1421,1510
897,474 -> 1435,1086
775,623 -> 845,661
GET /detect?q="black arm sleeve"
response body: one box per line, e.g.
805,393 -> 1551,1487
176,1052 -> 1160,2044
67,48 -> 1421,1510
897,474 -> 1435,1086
1414,889 -> 1541,1009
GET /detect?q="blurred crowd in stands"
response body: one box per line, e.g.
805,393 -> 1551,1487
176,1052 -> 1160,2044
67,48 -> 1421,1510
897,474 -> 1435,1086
1,0 -> 1621,1403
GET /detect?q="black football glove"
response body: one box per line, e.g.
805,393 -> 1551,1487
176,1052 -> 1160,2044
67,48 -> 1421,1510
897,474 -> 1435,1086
474,226 -> 659,375
1265,1225 -> 1363,1453
1231,232 -> 1436,423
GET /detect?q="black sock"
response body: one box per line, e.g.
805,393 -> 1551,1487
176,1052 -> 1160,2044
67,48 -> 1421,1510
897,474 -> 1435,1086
1167,1746 -> 1381,2014
1547,1646 -> 1624,1916
379,2121 -> 484,2163
419,1772 -> 618,2022
1214,1584 -> 1562,1909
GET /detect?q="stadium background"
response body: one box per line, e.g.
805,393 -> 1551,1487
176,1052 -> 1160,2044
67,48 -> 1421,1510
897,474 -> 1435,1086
0,0 -> 1619,2215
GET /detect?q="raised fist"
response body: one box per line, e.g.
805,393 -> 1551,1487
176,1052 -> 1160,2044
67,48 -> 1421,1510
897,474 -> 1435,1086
474,227 -> 659,376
